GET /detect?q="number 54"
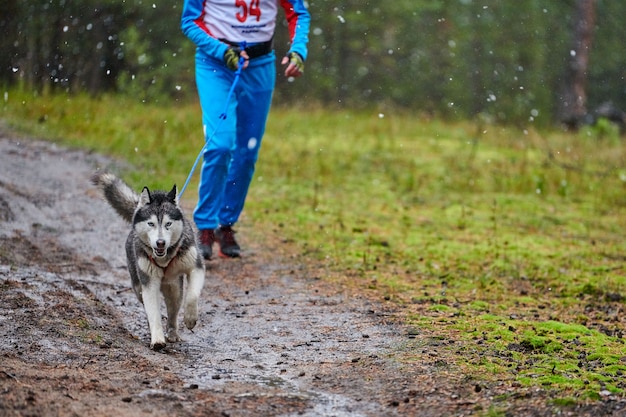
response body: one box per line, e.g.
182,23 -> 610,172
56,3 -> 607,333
236,0 -> 261,22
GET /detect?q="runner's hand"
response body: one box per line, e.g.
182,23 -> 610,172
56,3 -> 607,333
224,47 -> 249,71
281,52 -> 305,78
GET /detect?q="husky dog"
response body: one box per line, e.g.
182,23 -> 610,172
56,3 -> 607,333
91,172 -> 205,350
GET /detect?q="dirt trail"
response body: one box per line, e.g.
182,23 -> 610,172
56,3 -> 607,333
1,130 -> 624,417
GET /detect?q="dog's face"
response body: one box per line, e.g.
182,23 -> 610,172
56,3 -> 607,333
133,185 -> 184,259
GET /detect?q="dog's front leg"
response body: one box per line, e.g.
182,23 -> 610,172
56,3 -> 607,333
184,267 -> 205,330
161,276 -> 183,342
141,278 -> 166,350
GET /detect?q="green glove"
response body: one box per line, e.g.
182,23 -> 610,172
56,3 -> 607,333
286,52 -> 305,73
224,47 -> 242,71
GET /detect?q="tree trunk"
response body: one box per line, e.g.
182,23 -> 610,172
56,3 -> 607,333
559,0 -> 597,129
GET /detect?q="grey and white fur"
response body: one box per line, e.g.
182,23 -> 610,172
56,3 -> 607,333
91,172 -> 205,350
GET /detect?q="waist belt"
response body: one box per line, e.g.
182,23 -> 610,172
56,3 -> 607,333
220,39 -> 273,59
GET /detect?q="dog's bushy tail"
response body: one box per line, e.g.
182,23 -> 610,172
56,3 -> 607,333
91,171 -> 139,223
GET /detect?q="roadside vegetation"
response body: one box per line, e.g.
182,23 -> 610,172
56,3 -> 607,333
2,89 -> 625,408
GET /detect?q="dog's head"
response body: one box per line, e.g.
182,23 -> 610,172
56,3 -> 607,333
133,185 -> 184,259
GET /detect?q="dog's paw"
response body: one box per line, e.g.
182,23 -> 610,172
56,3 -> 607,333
166,329 -> 181,343
150,341 -> 166,351
184,316 -> 197,330
150,333 -> 167,351
184,304 -> 198,330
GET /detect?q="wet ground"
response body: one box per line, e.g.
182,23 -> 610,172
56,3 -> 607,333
1,130 -> 625,416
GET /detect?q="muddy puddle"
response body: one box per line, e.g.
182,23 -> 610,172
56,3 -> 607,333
174,259 -> 399,416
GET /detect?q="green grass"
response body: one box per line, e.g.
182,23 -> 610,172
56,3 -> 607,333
2,89 -> 626,404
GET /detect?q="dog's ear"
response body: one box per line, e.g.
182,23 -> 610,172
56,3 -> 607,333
167,185 -> 179,205
139,187 -> 151,207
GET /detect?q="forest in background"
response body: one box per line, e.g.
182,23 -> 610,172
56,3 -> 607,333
1,0 -> 625,128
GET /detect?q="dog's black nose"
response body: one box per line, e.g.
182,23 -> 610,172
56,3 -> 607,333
156,239 -> 166,249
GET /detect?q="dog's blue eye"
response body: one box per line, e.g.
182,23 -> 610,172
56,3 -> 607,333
147,222 -> 155,227
165,222 -> 172,229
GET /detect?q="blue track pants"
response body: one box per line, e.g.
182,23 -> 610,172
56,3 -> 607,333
193,50 -> 276,230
